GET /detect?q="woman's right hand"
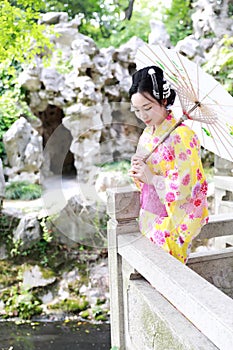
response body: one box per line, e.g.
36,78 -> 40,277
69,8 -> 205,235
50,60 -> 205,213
131,153 -> 145,166
129,154 -> 154,184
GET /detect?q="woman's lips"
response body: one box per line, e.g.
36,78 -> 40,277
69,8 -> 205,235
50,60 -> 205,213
145,119 -> 152,124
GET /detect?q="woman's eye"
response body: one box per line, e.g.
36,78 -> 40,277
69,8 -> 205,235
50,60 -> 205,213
144,107 -> 152,111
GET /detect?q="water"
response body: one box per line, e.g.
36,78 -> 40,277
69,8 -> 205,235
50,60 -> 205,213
0,321 -> 111,350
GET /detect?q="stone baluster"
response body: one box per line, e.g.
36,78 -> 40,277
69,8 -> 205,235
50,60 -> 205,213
107,186 -> 140,349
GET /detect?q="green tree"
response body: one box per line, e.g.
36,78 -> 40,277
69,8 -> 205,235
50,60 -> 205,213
162,0 -> 193,45
0,1 -> 53,160
203,36 -> 233,95
44,0 -> 132,42
0,0 -> 53,68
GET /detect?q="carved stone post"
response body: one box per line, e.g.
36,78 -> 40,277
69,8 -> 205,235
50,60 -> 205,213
107,186 -> 140,350
214,155 -> 233,177
214,155 -> 233,214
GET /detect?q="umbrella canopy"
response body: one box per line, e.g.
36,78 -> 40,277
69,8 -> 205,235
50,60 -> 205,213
135,44 -> 233,162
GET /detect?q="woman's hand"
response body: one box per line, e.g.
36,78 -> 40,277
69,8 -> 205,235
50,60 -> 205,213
129,154 -> 153,184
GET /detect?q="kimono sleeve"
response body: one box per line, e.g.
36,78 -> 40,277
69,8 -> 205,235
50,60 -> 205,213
153,126 -> 203,204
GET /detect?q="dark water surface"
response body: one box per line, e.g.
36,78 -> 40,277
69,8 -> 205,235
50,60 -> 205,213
0,321 -> 111,350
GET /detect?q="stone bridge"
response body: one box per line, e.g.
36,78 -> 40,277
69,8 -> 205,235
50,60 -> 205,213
107,187 -> 233,350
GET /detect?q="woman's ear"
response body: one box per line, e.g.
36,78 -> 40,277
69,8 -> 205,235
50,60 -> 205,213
164,99 -> 172,111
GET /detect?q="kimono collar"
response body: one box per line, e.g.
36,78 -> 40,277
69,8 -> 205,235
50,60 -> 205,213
146,113 -> 177,137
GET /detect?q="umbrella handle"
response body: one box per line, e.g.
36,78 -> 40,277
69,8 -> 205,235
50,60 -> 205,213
142,114 -> 187,162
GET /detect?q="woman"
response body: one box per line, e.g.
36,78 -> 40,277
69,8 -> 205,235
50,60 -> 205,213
129,66 -> 209,264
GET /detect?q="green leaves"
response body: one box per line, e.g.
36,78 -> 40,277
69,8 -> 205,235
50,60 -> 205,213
5,181 -> 42,200
0,0 -> 53,67
0,0 -> 51,160
203,36 -> 233,95
163,0 -> 193,45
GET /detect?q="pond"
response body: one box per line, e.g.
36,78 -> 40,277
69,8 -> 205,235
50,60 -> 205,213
0,321 -> 111,350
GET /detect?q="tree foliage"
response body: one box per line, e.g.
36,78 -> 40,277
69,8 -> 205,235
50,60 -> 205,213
0,1 -> 53,160
203,35 -> 233,95
44,0 -> 132,42
162,0 -> 193,45
0,0 -> 53,68
43,0 -> 169,47
42,0 -> 194,48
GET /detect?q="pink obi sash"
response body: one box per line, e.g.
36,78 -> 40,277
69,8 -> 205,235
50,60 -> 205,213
140,184 -> 168,216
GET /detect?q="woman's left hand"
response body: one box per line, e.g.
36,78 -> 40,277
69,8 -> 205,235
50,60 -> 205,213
129,157 -> 153,184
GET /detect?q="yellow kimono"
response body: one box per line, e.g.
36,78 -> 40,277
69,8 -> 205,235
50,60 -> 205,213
136,114 -> 209,264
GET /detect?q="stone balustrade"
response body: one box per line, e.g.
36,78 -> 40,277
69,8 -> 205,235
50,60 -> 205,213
214,175 -> 233,214
107,187 -> 233,350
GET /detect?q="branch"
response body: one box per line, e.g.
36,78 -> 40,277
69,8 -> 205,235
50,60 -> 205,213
124,0 -> 135,20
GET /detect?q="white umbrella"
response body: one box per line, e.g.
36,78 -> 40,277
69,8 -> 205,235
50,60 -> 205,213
135,44 -> 233,162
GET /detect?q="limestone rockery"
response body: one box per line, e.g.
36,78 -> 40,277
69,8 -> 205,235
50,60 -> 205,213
3,1 -> 233,184
4,12 -> 144,185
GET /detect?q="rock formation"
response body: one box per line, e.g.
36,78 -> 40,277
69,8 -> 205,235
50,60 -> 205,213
3,117 -> 43,183
4,3 -> 233,184
15,14 -> 144,184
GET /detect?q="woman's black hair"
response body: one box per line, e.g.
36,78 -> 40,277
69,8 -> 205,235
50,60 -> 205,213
129,65 -> 176,107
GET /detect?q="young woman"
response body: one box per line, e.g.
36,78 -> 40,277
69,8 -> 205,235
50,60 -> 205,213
129,66 -> 209,264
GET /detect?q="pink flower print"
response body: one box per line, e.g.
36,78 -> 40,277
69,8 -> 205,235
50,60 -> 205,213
170,182 -> 179,190
192,137 -> 197,146
180,224 -> 187,231
152,230 -> 165,246
153,137 -> 160,145
179,152 -> 187,161
190,142 -> 194,148
186,149 -> 192,155
194,198 -> 202,207
155,216 -> 166,224
151,156 -> 158,165
162,146 -> 175,162
201,180 -> 208,195
192,183 -> 201,197
170,171 -> 179,181
166,114 -> 172,120
173,134 -> 181,144
165,192 -> 175,202
182,174 -> 190,186
196,168 -> 202,181
180,191 -> 206,218
177,235 -> 185,246
164,230 -> 170,238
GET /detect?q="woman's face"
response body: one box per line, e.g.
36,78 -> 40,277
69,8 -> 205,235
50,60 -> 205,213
131,92 -> 167,127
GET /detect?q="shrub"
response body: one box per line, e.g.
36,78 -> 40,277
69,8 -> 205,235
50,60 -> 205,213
5,181 -> 42,200
2,286 -> 42,320
49,297 -> 89,313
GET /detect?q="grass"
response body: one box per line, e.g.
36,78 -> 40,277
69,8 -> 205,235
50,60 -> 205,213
99,160 -> 131,174
5,181 -> 42,200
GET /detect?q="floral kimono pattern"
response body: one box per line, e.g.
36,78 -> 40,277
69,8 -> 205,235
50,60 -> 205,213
135,114 -> 209,264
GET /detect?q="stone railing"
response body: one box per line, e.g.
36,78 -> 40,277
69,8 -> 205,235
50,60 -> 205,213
214,175 -> 233,214
107,187 -> 233,350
